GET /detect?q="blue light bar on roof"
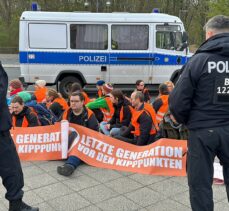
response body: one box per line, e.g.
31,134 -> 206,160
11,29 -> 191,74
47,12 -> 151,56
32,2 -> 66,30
31,2 -> 41,11
152,8 -> 160,13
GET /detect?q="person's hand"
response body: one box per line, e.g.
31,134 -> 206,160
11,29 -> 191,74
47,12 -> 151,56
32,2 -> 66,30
106,124 -> 110,130
170,114 -> 178,123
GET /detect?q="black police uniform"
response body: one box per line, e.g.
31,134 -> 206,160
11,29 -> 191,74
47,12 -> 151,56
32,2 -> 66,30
0,63 -> 39,211
0,63 -> 24,201
169,33 -> 229,211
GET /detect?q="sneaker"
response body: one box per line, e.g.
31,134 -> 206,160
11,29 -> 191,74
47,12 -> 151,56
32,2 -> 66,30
9,199 -> 39,211
57,164 -> 75,176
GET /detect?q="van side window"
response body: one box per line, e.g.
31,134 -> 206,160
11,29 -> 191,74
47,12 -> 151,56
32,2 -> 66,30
111,25 -> 149,50
70,24 -> 108,50
29,23 -> 67,49
156,25 -> 183,51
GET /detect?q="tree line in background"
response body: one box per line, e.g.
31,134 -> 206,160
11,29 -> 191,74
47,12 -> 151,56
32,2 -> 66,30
0,0 -> 228,53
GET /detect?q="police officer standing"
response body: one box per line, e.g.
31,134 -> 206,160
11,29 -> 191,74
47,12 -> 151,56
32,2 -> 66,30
0,62 -> 38,211
169,15 -> 229,211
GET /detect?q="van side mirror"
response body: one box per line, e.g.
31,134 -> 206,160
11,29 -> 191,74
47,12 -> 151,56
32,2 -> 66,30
177,42 -> 188,51
182,31 -> 188,43
176,32 -> 188,51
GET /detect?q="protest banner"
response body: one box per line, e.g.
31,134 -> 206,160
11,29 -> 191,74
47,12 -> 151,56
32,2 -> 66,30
69,124 -> 187,176
11,123 -> 187,176
10,123 -> 65,160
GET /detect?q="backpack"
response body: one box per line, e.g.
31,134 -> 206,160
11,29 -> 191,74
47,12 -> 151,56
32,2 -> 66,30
26,101 -> 58,125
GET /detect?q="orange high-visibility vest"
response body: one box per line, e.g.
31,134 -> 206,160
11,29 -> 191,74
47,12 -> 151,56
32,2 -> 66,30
53,97 -> 69,110
34,87 -> 48,103
12,115 -> 29,127
131,103 -> 158,136
98,89 -> 103,98
156,95 -> 169,124
119,105 -> 132,123
144,103 -> 159,131
131,109 -> 144,136
62,107 -> 93,121
101,96 -> 114,122
82,91 -> 91,105
12,108 -> 39,127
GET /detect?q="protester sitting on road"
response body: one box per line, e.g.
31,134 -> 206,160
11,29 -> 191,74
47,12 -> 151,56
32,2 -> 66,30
157,111 -> 189,140
46,88 -> 69,120
115,91 -> 157,145
32,80 -> 47,103
100,89 -> 132,137
17,91 -> 32,104
164,81 -> 174,93
152,83 -> 169,124
135,79 -> 151,103
11,96 -> 40,127
70,82 -> 90,105
18,91 -> 58,126
7,79 -> 23,106
86,83 -> 114,123
57,91 -> 99,176
96,80 -> 105,98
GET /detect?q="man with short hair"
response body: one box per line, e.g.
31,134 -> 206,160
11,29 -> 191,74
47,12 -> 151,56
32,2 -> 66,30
96,80 -> 105,97
116,91 -> 157,145
152,83 -> 169,124
11,96 -> 40,127
0,63 -> 39,211
169,15 -> 229,211
135,79 -> 150,103
57,91 -> 99,176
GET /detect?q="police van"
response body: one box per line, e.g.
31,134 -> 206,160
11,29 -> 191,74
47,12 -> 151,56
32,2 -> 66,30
19,11 -> 190,97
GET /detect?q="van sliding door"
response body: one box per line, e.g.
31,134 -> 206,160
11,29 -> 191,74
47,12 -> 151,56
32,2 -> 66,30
70,24 -> 109,83
109,24 -> 151,84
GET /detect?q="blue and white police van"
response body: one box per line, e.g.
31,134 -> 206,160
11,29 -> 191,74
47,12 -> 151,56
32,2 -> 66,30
19,11 -> 190,97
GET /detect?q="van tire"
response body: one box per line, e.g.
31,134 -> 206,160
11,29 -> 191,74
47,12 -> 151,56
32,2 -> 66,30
59,76 -> 82,98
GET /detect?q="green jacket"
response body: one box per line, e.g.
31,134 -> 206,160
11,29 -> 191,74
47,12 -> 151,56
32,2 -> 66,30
86,96 -> 110,111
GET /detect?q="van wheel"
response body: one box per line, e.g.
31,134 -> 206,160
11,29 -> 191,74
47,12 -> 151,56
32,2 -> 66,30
59,76 -> 82,98
170,69 -> 182,85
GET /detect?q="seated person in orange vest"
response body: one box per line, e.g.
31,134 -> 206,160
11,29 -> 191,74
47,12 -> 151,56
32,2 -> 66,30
57,91 -> 99,176
96,80 -> 105,98
70,82 -> 91,105
135,79 -> 151,103
45,88 -> 69,120
11,96 -> 40,127
100,89 -> 132,136
152,83 -> 169,124
86,83 -> 114,123
32,79 -> 47,103
115,91 -> 157,145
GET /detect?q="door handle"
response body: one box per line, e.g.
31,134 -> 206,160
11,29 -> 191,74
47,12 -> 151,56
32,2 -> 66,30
101,66 -> 107,72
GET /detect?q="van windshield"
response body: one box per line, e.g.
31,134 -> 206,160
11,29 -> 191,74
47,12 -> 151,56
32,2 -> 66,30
156,25 -> 183,51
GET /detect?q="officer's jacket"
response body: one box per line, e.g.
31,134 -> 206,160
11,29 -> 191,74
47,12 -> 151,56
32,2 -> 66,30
0,63 -> 12,131
169,33 -> 229,129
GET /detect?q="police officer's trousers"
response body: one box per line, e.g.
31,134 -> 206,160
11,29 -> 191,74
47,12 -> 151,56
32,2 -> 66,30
0,131 -> 24,201
188,125 -> 229,211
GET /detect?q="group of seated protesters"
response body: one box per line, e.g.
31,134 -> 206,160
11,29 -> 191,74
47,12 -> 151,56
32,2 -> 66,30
8,78 -> 188,176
